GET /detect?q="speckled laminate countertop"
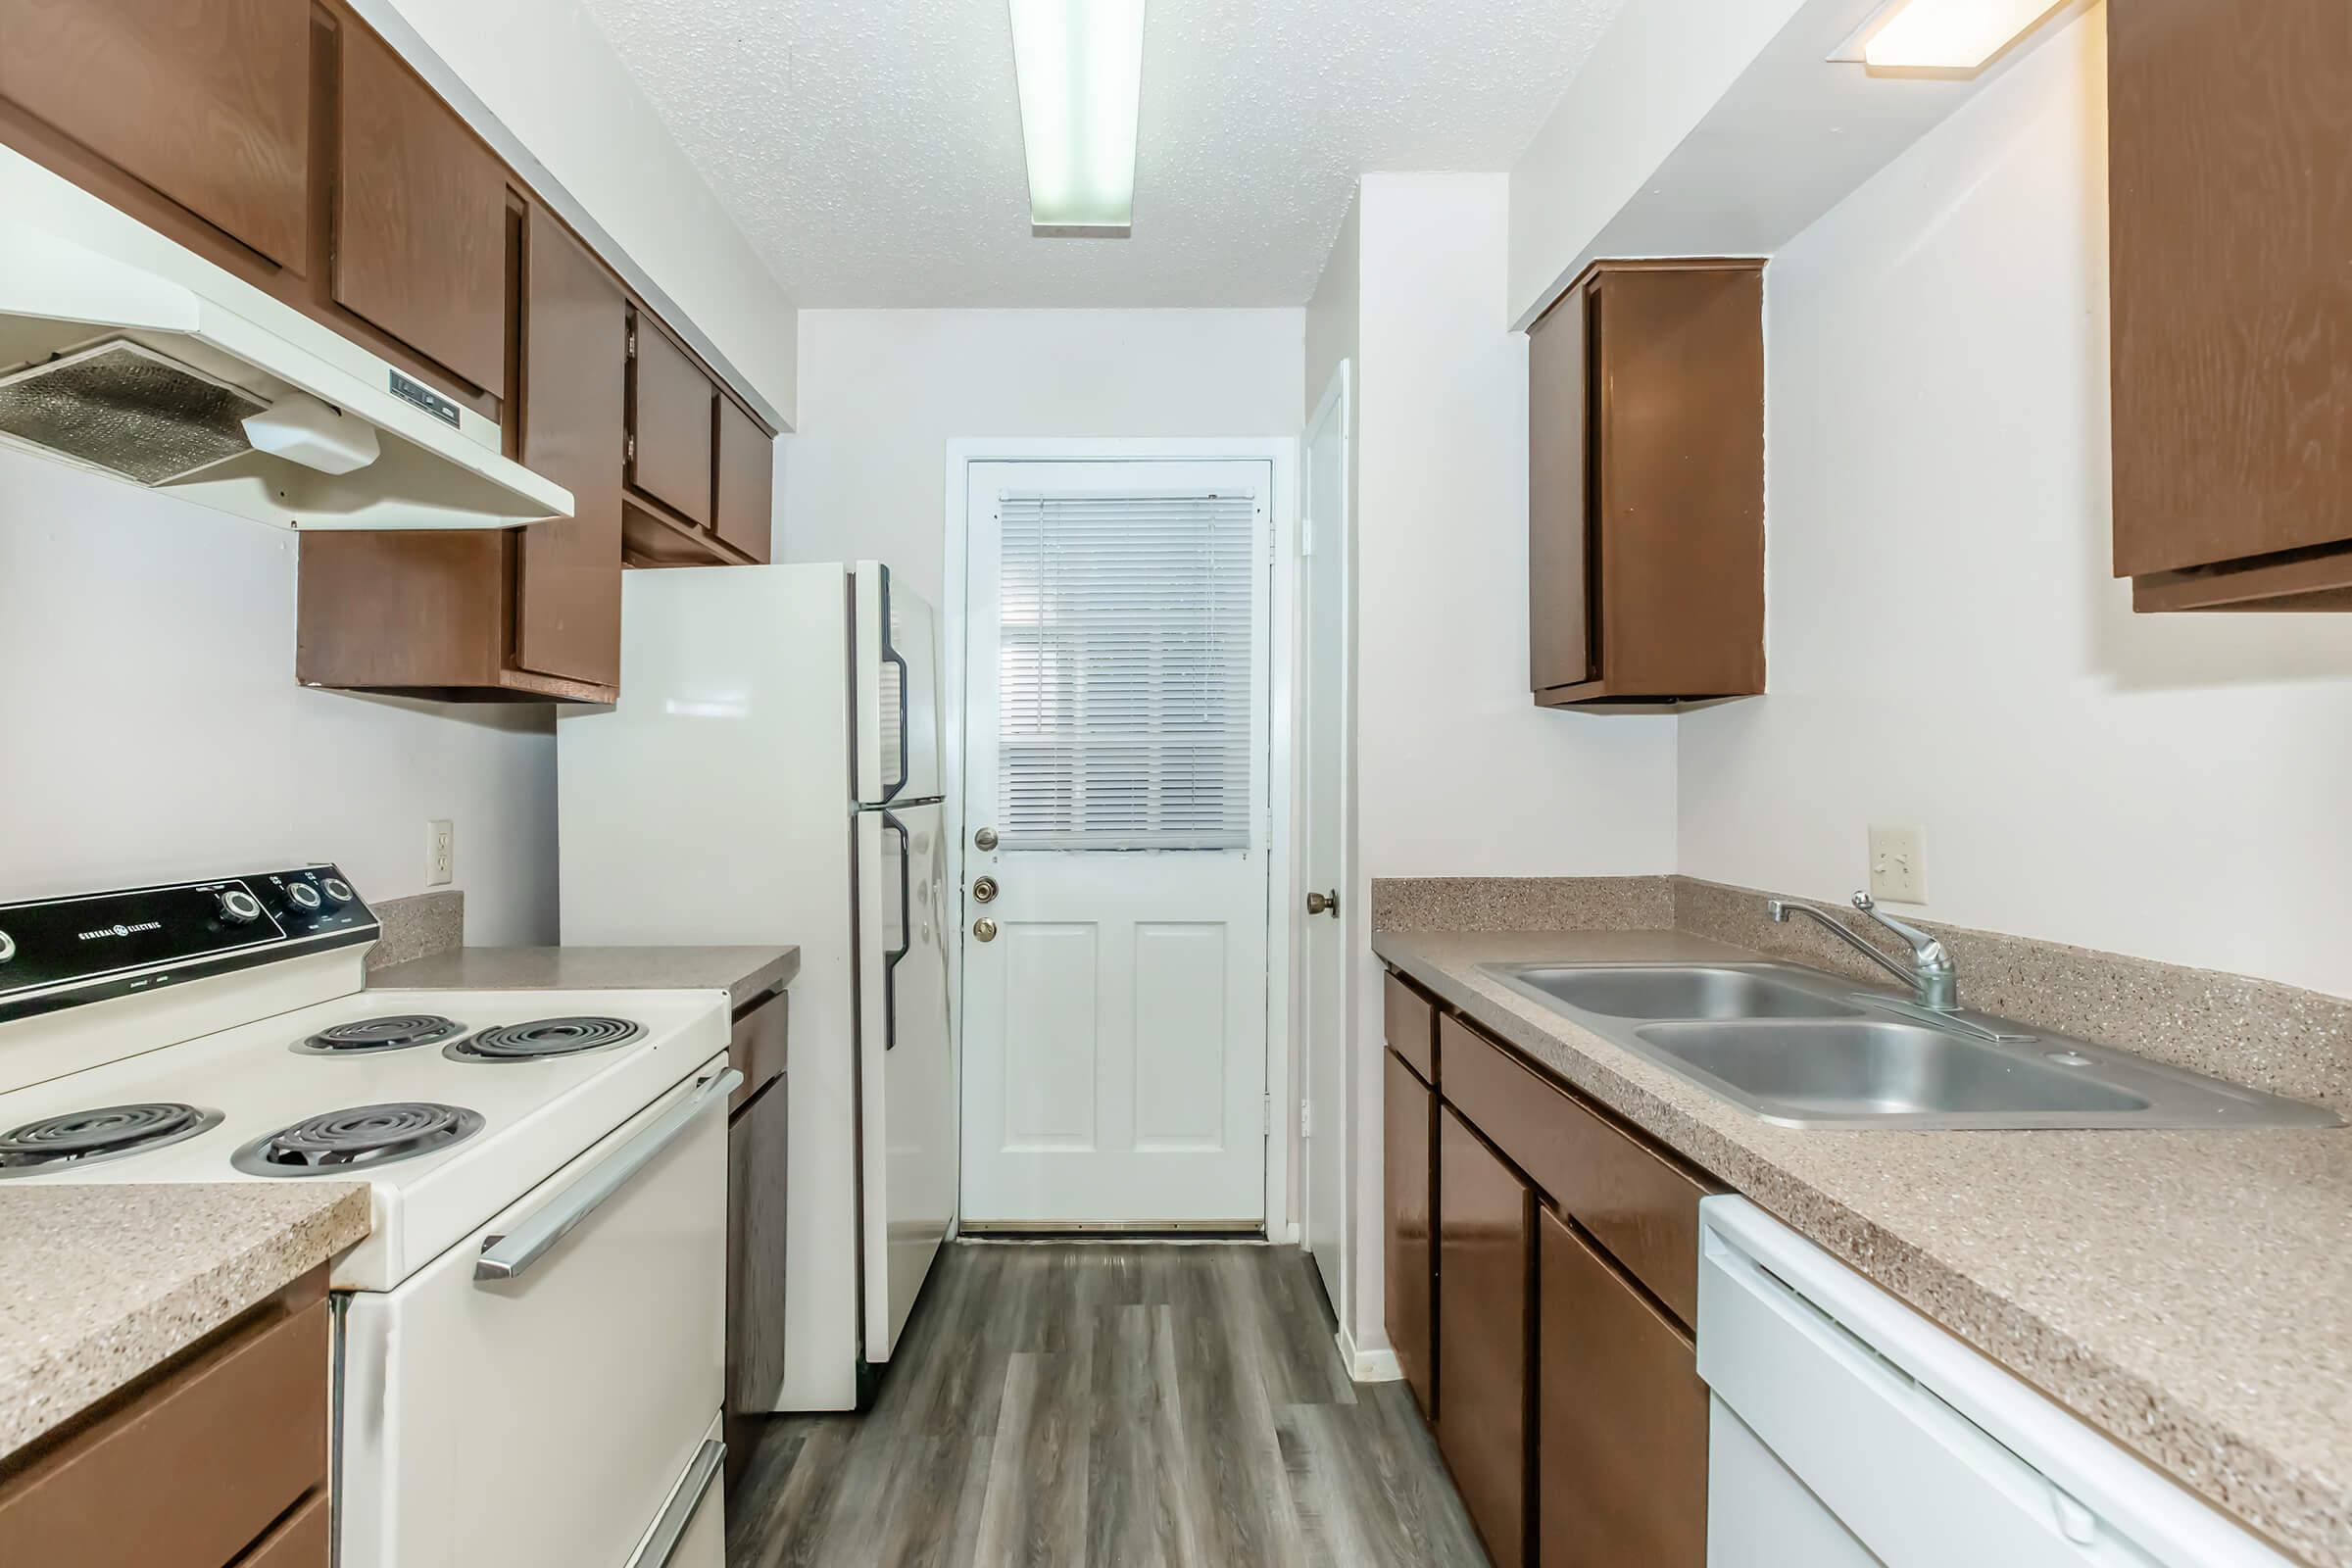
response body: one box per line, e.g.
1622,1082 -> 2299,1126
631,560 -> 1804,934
370,945 -> 799,1010
1375,928 -> 2352,1568
0,1183 -> 369,1455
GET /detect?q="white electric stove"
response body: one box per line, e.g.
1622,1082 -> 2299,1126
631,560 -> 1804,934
0,866 -> 735,1568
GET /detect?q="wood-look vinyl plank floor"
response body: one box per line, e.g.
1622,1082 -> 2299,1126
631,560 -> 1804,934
727,1242 -> 1490,1568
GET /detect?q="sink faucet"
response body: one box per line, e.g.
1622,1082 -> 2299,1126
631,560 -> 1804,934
1767,892 -> 1958,1012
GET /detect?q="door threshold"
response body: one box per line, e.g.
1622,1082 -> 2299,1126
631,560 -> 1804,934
958,1220 -> 1266,1241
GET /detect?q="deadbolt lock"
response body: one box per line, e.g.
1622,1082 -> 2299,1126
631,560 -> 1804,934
973,918 -> 999,943
973,826 -> 1000,851
973,875 -> 1000,904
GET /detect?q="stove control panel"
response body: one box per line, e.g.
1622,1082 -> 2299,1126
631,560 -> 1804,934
0,865 -> 379,1024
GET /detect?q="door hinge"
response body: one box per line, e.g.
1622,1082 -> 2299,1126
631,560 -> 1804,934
624,433 -> 636,464
1263,1094 -> 1274,1136
625,326 -> 638,361
1299,1100 -> 1311,1138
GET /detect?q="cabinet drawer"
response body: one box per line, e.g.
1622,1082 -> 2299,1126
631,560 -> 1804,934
1384,970 -> 1437,1083
1384,1049 -> 1435,1421
1437,1104 -> 1531,1568
1537,1205 -> 1705,1568
728,991 -> 788,1109
232,1490 -> 328,1568
0,1284 -> 327,1568
1440,1014 -> 1714,1327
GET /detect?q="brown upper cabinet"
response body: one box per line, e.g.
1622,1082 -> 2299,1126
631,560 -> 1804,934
714,395 -> 777,563
622,309 -> 776,568
332,22 -> 509,395
0,0 -> 312,270
295,204 -> 627,703
1528,260 -> 1765,708
2109,0 -> 2352,612
627,311 -> 716,525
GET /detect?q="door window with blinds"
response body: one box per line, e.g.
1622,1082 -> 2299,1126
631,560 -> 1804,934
996,491 -> 1262,851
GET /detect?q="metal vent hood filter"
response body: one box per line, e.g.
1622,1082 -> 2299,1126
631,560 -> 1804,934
0,145 -> 571,532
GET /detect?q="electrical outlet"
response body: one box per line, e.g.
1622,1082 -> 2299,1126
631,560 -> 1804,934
425,819 -> 455,887
1868,824 -> 1925,904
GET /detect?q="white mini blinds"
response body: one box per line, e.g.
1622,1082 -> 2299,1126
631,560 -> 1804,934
996,490 -> 1261,851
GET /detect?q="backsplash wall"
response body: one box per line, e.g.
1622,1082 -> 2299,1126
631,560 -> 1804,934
0,448 -> 559,944
1677,10 -> 2352,1001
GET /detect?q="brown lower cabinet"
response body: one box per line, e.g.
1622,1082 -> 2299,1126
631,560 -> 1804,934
724,989 -> 790,1489
1436,1104 -> 1533,1568
1384,1049 -> 1436,1419
1389,965 -> 1718,1568
0,1268 -> 329,1567
1538,1206 -> 1707,1568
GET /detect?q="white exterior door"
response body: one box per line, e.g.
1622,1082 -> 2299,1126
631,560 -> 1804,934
1300,367 -> 1352,1305
960,459 -> 1273,1225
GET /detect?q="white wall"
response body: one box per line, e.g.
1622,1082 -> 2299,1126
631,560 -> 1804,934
1355,174 -> 1679,885
0,450 -> 558,943
783,309 -> 1306,607
373,0 -> 799,426
1678,9 -> 2352,1001
1507,0 -> 1806,325
1346,172 -> 1681,1355
1305,194 -> 1361,423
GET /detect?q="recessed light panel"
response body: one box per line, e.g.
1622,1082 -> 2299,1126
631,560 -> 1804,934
1861,0 -> 2065,70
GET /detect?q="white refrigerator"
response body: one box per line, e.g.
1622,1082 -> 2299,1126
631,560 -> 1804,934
557,561 -> 955,1411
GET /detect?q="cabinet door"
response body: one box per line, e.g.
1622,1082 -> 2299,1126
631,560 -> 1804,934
1537,1205 -> 1706,1568
333,21 -> 508,393
2109,0 -> 2352,583
0,0 -> 311,269
1528,281 -> 1593,694
1437,1104 -> 1531,1568
725,1073 -> 788,1487
713,396 -> 775,562
514,207 -> 625,688
1384,1051 -> 1436,1420
628,312 -> 716,526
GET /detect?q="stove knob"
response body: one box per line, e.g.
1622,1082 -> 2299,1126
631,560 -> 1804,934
0,930 -> 14,964
217,888 -> 264,925
285,881 -> 323,913
320,876 -> 355,905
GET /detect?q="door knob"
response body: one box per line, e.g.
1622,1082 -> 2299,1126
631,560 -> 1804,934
973,918 -> 998,942
1306,890 -> 1339,917
972,875 -> 1000,904
973,826 -> 999,851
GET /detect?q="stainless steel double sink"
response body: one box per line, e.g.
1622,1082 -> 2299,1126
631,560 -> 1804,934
1478,961 -> 2339,1131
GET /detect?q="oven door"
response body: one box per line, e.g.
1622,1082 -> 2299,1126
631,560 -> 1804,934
338,1054 -> 732,1568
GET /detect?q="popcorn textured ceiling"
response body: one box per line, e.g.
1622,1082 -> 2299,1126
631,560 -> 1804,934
575,0 -> 1630,307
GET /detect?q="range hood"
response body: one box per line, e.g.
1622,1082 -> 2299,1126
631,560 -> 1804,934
0,146 -> 570,532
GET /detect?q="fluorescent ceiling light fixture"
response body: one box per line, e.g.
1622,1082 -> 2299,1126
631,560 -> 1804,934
1858,0 -> 2065,70
1008,0 -> 1145,236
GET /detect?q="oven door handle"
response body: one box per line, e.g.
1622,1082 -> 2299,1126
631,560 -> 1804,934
474,1066 -> 742,1284
634,1438 -> 725,1568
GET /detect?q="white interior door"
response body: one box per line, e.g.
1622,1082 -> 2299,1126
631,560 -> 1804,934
960,459 -> 1273,1225
1300,366 -> 1352,1305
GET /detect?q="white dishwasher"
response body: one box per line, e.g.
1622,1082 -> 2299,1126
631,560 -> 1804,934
1695,1197 -> 2296,1568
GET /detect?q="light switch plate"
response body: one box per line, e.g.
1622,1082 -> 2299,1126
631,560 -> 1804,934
1868,824 -> 1925,904
425,819 -> 455,887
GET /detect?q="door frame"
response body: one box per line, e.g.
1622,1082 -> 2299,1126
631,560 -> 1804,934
1298,363 -> 1358,1320
943,437 -> 1302,1242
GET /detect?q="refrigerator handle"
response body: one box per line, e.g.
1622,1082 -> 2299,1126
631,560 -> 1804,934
880,809 -> 911,1051
878,564 -> 909,804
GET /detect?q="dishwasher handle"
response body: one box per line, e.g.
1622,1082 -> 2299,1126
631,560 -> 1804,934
476,1066 -> 741,1283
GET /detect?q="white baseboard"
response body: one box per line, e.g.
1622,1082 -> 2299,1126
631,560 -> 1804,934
1335,1323 -> 1403,1383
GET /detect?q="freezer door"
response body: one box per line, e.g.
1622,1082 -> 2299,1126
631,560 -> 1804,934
855,802 -> 956,1361
855,562 -> 943,805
